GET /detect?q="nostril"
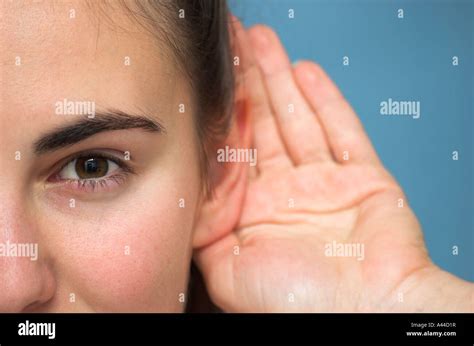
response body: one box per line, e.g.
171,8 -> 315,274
0,257 -> 57,312
22,299 -> 47,312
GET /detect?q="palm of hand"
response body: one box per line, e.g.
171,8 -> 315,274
195,21 -> 430,312
200,159 -> 429,311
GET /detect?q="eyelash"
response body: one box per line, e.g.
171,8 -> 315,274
49,151 -> 133,193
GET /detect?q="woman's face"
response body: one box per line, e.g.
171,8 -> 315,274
0,1 -> 202,312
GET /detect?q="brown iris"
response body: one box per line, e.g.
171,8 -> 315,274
75,157 -> 109,179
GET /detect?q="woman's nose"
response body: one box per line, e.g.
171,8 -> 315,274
0,199 -> 56,312
0,253 -> 56,312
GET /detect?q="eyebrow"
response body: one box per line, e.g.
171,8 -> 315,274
34,110 -> 165,154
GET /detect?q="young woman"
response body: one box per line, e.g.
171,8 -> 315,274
0,0 -> 472,312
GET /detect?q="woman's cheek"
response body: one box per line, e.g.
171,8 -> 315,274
40,172 -> 199,312
72,213 -> 192,312
91,205 -> 193,310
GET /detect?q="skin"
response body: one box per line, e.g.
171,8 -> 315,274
1,1 -> 200,312
0,1 -> 472,312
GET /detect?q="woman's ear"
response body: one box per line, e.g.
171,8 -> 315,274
192,97 -> 252,249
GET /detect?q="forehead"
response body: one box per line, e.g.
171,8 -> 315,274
0,0 -> 180,127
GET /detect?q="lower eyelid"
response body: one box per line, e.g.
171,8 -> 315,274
55,172 -> 130,193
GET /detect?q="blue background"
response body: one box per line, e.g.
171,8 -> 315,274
230,0 -> 473,281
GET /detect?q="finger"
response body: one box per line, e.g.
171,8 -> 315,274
247,25 -> 332,164
231,17 -> 292,172
294,62 -> 380,165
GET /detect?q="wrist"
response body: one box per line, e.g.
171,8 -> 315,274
390,263 -> 473,312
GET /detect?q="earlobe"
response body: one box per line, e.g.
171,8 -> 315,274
192,99 -> 252,249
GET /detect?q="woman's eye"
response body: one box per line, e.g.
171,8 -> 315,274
58,156 -> 120,180
48,152 -> 133,193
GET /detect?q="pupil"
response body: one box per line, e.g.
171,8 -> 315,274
85,159 -> 98,172
75,157 -> 108,179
